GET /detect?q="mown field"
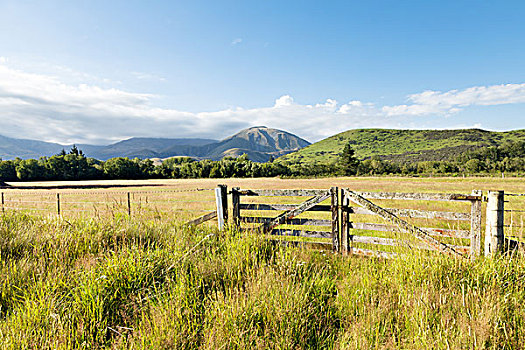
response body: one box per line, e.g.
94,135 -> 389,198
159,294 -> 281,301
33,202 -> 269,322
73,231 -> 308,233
2,177 -> 525,349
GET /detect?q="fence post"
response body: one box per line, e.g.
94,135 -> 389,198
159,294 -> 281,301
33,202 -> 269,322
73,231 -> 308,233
215,187 -> 225,230
1,192 -> 4,213
331,187 -> 339,253
127,192 -> 131,217
484,190 -> 505,256
470,190 -> 482,257
340,188 -> 350,255
231,187 -> 240,230
218,184 -> 228,224
56,193 -> 61,216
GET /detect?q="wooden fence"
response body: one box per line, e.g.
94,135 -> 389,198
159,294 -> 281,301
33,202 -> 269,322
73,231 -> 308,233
212,185 -> 521,258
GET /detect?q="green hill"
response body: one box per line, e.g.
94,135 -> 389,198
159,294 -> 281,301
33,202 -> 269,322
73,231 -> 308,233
276,129 -> 525,166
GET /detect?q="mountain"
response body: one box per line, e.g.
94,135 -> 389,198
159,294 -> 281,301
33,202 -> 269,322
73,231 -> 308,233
276,128 -> 525,166
86,138 -> 217,160
0,134 -> 216,160
0,126 -> 309,162
160,126 -> 311,162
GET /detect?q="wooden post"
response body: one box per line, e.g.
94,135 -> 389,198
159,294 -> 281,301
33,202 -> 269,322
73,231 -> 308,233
127,192 -> 131,217
215,187 -> 225,230
218,184 -> 228,223
232,187 -> 240,229
56,193 -> 61,216
340,188 -> 350,255
484,190 -> 504,256
1,192 -> 4,213
470,190 -> 482,257
331,187 -> 339,253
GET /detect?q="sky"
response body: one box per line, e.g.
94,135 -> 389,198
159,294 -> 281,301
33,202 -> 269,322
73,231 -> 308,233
0,0 -> 524,145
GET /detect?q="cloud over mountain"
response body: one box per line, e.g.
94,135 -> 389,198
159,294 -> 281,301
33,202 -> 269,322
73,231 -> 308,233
1,61 -> 525,145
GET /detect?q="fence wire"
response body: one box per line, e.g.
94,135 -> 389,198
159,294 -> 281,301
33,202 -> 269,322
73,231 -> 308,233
0,188 -> 216,221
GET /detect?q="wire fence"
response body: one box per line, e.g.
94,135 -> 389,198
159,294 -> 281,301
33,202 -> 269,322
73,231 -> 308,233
0,188 -> 217,223
503,193 -> 525,240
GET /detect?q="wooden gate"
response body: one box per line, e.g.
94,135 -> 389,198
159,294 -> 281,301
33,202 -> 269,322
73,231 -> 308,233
224,187 -> 483,258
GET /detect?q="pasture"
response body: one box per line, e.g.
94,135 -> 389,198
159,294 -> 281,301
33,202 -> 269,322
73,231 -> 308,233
1,176 -> 525,349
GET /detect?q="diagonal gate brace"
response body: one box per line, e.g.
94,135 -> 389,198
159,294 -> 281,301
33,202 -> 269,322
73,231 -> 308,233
344,189 -> 465,258
262,191 -> 331,234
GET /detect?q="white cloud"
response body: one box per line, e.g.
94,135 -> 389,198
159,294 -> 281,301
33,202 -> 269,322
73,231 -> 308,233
383,83 -> 525,116
0,63 -> 525,145
0,57 -> 7,64
231,38 -> 242,45
130,71 -> 166,82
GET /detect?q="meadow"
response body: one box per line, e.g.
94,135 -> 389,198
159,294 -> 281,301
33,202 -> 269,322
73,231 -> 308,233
1,176 -> 525,349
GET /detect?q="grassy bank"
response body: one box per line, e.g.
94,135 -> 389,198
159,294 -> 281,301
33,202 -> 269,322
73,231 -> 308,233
0,212 -> 524,349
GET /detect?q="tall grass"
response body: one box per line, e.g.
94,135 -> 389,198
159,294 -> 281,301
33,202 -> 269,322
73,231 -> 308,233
1,212 -> 525,349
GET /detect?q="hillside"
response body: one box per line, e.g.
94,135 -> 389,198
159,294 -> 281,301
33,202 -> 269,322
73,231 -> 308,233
276,128 -> 525,166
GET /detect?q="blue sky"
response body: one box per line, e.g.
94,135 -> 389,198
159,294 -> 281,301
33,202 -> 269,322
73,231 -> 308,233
0,0 -> 524,144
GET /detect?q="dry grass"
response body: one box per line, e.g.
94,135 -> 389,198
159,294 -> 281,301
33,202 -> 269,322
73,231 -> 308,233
1,176 -> 525,349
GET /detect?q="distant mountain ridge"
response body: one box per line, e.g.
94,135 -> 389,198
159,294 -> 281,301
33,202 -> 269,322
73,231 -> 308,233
276,128 -> 525,166
0,126 -> 310,162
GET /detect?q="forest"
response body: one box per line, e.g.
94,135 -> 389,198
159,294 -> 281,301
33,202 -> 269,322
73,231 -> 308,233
1,140 -> 525,182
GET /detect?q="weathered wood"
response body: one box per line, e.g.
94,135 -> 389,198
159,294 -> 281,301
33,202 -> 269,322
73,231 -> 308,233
331,187 -> 339,253
470,190 -> 483,256
266,237 -> 332,247
215,187 -> 225,230
238,189 -> 328,197
349,235 -> 470,254
372,208 -> 470,221
241,216 -> 331,226
240,203 -> 331,212
56,193 -> 61,216
484,191 -> 505,256
355,191 -> 482,202
127,192 -> 131,217
1,193 -> 4,213
218,184 -> 228,222
241,203 -> 469,221
344,189 -> 465,258
185,211 -> 217,226
232,187 -> 241,229
341,189 -> 350,255
270,229 -> 332,239
262,191 -> 331,233
347,222 -> 471,239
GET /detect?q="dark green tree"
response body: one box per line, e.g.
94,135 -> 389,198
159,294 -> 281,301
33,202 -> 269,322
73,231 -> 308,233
339,143 -> 360,176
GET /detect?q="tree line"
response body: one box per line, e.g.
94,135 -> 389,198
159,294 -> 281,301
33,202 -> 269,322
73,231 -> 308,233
1,141 -> 525,182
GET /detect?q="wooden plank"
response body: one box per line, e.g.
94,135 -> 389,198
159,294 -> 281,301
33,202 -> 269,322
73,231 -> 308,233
355,191 -> 482,202
331,187 -> 339,253
185,211 -> 217,226
341,189 -> 350,255
215,188 -> 225,230
266,237 -> 332,247
262,191 -> 331,233
218,184 -> 228,222
271,229 -> 332,239
350,235 -> 397,246
240,203 -> 331,212
349,222 -> 471,239
470,190 -> 483,256
485,191 -> 505,256
232,187 -> 240,229
242,216 -> 331,226
241,203 -> 469,221
344,189 -> 465,258
238,189 -> 328,197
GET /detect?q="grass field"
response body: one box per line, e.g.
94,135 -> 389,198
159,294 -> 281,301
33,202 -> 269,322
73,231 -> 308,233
2,177 -> 525,349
